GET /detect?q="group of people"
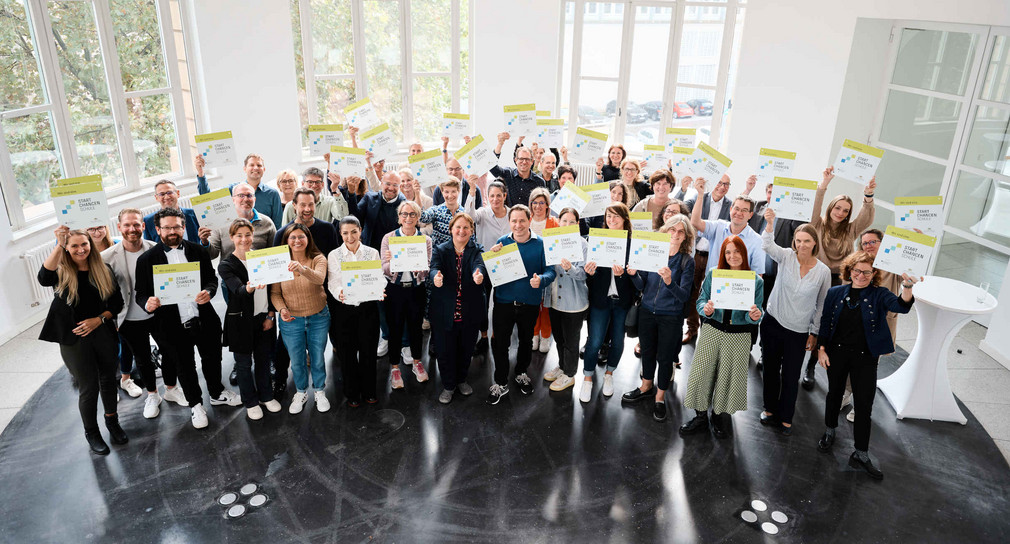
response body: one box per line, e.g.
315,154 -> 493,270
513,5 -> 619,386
39,132 -> 918,480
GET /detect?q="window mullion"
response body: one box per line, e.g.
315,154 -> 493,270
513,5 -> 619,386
0,117 -> 27,228
566,0 -> 585,148
451,0 -> 460,113
154,0 -> 189,177
401,0 -> 413,144
613,2 -> 635,144
708,0 -> 737,149
298,0 -> 319,126
663,0 -> 686,132
29,0 -> 81,178
93,0 -> 139,190
351,0 -> 368,104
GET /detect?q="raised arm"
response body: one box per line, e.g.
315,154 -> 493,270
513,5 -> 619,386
690,177 -> 707,233
849,176 -> 876,236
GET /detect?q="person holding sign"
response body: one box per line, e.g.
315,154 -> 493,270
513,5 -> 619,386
136,208 -> 242,430
429,213 -> 488,404
39,226 -> 127,455
486,205 -> 556,405
804,166 -> 875,390
758,209 -> 831,436
341,171 -> 405,251
632,170 -> 676,224
528,188 -> 560,353
380,201 -> 434,390
613,158 -> 651,208
218,219 -> 282,420
655,199 -> 691,231
595,145 -> 626,182
421,177 -> 471,247
580,204 -> 635,403
542,208 -> 590,392
471,180 -> 511,353
492,132 -> 546,207
270,223 -> 331,414
815,252 -> 917,480
622,215 -> 696,422
678,174 -> 731,343
328,217 -> 384,407
434,158 -> 483,209
142,180 -> 206,245
196,153 -> 283,229
680,236 -> 763,438
281,167 -> 348,225
207,182 -> 277,262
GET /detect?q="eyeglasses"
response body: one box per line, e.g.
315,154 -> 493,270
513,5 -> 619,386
305,180 -> 324,185
861,239 -> 880,247
398,212 -> 418,218
155,191 -> 177,198
86,226 -> 105,232
621,167 -> 638,172
851,268 -> 874,277
530,201 -> 547,207
277,178 -> 296,184
716,182 -> 731,188
515,157 -> 533,162
234,193 -> 255,199
158,226 -> 185,232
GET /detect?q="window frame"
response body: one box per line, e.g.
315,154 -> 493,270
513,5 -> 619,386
0,0 -> 200,231
294,0 -> 474,158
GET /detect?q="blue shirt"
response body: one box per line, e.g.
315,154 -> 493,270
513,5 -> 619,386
701,220 -> 766,274
491,231 -> 556,306
143,208 -> 202,245
197,176 -> 283,230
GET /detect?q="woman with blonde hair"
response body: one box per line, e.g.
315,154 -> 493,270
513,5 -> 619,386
275,169 -> 299,210
528,187 -> 559,353
39,226 -> 127,455
86,224 -> 115,253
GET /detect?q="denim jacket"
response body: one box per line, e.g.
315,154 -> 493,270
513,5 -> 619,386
629,252 -> 695,317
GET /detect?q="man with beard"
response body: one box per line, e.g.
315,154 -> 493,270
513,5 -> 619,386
142,180 -> 210,245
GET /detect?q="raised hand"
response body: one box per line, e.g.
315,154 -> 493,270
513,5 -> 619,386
497,132 -> 510,145
441,136 -> 450,148
53,225 -> 70,248
821,166 -> 835,189
194,154 -> 206,177
694,176 -> 707,193
745,174 -> 757,195
584,261 -> 598,275
865,176 -> 877,197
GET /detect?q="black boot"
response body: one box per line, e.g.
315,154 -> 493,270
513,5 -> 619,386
849,451 -> 883,480
105,414 -> 129,445
85,429 -> 110,455
712,412 -> 730,439
801,360 -> 815,391
678,410 -> 709,436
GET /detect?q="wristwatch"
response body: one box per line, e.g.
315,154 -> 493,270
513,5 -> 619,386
267,315 -> 276,321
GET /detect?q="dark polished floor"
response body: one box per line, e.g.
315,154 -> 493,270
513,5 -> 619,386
1,328 -> 1008,543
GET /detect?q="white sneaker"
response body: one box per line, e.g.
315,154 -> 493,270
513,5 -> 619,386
246,405 -> 264,420
210,389 -> 242,407
580,379 -> 593,403
289,392 -> 308,414
543,366 -> 564,382
841,390 -> 852,409
315,391 -> 331,413
602,374 -> 614,397
412,361 -> 429,382
377,337 -> 389,357
391,367 -> 405,389
550,374 -> 575,392
162,386 -> 187,406
263,400 -> 282,413
847,410 -> 856,423
401,347 -> 413,366
532,335 -> 540,350
539,335 -> 552,353
120,378 -> 143,398
143,393 -> 162,419
191,403 -> 208,429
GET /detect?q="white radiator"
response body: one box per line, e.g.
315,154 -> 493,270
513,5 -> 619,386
21,240 -> 57,307
567,162 -> 599,187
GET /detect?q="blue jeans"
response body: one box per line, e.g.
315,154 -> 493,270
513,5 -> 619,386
278,306 -> 330,392
583,300 -> 628,376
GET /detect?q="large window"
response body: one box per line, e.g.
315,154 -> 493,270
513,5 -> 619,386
871,23 -> 1010,297
0,0 -> 199,230
557,0 -> 746,155
290,0 -> 472,155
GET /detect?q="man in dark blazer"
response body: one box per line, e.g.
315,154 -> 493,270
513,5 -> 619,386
142,180 -> 211,245
135,208 -> 241,429
341,171 -> 405,250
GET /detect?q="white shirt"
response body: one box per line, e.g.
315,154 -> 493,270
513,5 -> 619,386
241,259 -> 270,314
471,206 -> 510,251
165,245 -> 199,322
696,195 -> 726,253
762,230 -> 832,334
123,247 -> 153,321
327,243 -> 381,306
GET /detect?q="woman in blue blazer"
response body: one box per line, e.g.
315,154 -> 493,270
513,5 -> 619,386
815,251 -> 917,480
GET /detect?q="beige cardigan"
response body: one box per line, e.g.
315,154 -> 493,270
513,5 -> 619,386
810,187 -> 875,273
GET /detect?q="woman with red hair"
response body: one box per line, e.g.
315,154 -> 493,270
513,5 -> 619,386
680,235 -> 763,439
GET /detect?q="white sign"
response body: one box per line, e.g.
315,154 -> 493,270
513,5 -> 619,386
689,141 -> 733,180
894,196 -> 944,237
769,178 -> 818,222
308,124 -> 343,156
152,262 -> 201,306
580,182 -> 611,218
341,260 -> 386,305
482,243 -> 528,287
195,131 -> 237,168
665,128 -> 696,149
629,212 -> 653,232
832,139 -> 884,183
711,269 -> 756,311
453,134 -> 498,177
627,231 -> 671,273
587,228 -> 628,268
190,188 -> 238,230
442,113 -> 471,140
330,145 -> 368,178
543,226 -> 584,266
407,149 -> 446,189
246,246 -> 294,286
549,183 -> 590,217
873,226 -> 936,278
756,148 -> 796,184
359,123 -> 397,163
388,235 -> 429,273
343,98 -> 381,130
642,145 -> 668,173
51,175 -> 109,230
535,119 -> 564,149
569,127 -> 608,164
503,103 -> 536,138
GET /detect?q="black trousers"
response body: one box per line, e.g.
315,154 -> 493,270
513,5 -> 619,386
118,319 -> 168,393
639,309 -> 683,391
481,282 -> 493,332
491,301 -> 539,386
334,301 -> 379,402
59,324 -> 119,431
233,314 -> 276,408
159,314 -> 225,407
761,313 -> 808,424
824,345 -> 879,452
384,283 -> 425,363
549,308 -> 584,377
435,320 -> 479,391
685,252 -> 708,336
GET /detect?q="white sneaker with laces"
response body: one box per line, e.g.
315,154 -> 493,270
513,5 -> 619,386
602,374 -> 615,397
543,366 -> 564,382
377,337 -> 389,357
162,386 -> 187,406
315,391 -> 331,413
532,335 -> 540,351
210,389 -> 242,407
263,400 -> 282,413
191,403 -> 208,429
401,347 -> 413,366
538,335 -> 552,354
412,361 -> 429,382
391,367 -> 405,389
580,379 -> 593,403
120,378 -> 142,398
289,392 -> 309,414
247,406 -> 264,420
550,374 -> 575,392
847,410 -> 856,423
143,393 -> 162,419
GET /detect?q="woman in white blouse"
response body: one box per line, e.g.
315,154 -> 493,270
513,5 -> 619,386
759,207 -> 832,435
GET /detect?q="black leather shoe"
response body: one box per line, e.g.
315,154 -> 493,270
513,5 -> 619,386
652,402 -> 667,422
621,387 -> 655,403
104,414 -> 129,445
712,413 -> 729,439
85,430 -> 110,455
679,413 -> 709,436
849,452 -> 884,480
229,369 -> 238,386
475,337 -> 489,354
760,412 -> 777,426
818,431 -> 835,453
780,423 -> 793,436
801,364 -> 815,391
